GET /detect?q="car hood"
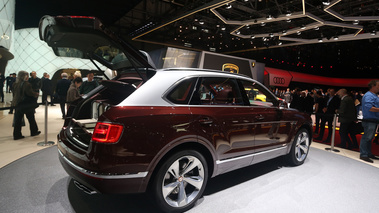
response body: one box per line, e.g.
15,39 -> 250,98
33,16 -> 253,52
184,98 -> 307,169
39,15 -> 155,72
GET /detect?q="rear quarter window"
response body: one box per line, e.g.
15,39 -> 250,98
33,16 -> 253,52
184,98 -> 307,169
166,78 -> 197,105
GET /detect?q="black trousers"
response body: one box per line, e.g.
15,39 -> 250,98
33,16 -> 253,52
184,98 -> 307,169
58,95 -> 66,118
339,122 -> 356,148
314,112 -> 324,133
13,107 -> 39,138
0,87 -> 4,102
319,114 -> 334,140
42,92 -> 53,105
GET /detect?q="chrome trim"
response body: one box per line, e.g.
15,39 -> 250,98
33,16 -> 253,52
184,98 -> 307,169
216,146 -> 287,164
58,149 -> 148,179
71,135 -> 89,148
232,120 -> 296,126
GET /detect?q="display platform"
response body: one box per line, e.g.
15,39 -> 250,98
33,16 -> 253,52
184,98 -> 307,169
1,146 -> 379,213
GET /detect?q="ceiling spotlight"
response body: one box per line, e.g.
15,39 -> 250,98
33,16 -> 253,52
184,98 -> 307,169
251,35 -> 255,39
278,41 -> 283,45
260,22 -> 266,26
262,37 -> 268,41
199,20 -> 204,25
296,31 -> 301,35
266,15 -> 273,20
318,38 -> 323,42
322,1 -> 330,6
244,0 -> 249,2
286,18 -> 291,23
1,34 -> 9,40
371,30 -> 377,35
301,25 -> 306,29
333,36 -> 339,40
221,27 -> 226,31
245,24 -> 250,29
269,33 -> 274,37
226,4 -> 232,9
282,30 -> 287,35
314,26 -> 320,30
286,11 -> 292,16
353,20 -> 359,25
236,30 -> 241,35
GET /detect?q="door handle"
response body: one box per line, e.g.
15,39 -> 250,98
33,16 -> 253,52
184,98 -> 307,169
199,118 -> 213,124
255,115 -> 265,121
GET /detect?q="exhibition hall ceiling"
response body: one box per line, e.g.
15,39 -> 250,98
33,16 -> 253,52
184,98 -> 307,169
16,0 -> 379,78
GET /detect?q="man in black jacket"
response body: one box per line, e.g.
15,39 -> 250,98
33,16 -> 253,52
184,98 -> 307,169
337,89 -> 358,149
41,74 -> 54,106
28,71 -> 41,103
315,88 -> 341,143
55,73 -> 71,118
80,72 -> 99,95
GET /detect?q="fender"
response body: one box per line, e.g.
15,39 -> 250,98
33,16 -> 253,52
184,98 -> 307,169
139,134 -> 217,192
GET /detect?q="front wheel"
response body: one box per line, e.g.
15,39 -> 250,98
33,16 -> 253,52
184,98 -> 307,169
286,128 -> 310,166
152,150 -> 208,213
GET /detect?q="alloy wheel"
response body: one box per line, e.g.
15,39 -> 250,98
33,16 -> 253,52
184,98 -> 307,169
161,155 -> 205,208
295,131 -> 310,162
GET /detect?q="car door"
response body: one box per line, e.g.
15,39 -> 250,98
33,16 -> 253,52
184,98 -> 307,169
239,80 -> 293,164
190,76 -> 256,175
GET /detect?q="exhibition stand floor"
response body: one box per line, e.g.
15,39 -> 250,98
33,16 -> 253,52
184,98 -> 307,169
1,146 -> 379,213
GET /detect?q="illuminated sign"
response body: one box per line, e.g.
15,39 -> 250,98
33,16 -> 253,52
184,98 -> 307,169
222,63 -> 239,73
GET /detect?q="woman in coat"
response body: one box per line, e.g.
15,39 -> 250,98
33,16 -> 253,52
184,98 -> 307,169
12,70 -> 40,140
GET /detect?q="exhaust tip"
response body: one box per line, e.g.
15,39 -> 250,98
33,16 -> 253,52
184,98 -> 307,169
73,180 -> 97,195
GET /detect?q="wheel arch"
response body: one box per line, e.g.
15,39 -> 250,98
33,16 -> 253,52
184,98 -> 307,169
146,141 -> 215,192
300,123 -> 313,142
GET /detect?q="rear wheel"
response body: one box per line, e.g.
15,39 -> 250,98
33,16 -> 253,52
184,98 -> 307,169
152,150 -> 208,213
286,128 -> 310,166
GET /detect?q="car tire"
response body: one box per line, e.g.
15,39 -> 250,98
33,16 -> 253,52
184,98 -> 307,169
152,150 -> 208,213
286,128 -> 310,166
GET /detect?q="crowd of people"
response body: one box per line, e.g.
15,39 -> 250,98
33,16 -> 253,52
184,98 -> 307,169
6,70 -> 99,140
276,80 -> 379,163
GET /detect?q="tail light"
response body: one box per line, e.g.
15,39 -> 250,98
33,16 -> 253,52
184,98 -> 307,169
92,122 -> 123,143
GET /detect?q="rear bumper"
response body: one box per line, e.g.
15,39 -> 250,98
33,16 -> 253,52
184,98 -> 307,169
57,136 -> 150,194
58,149 -> 148,194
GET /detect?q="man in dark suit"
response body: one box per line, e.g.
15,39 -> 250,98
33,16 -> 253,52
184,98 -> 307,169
337,89 -> 358,149
315,88 -> 341,143
41,74 -> 55,106
28,71 -> 41,103
55,73 -> 71,118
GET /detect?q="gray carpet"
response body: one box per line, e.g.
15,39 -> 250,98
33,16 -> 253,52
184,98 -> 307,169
1,146 -> 379,213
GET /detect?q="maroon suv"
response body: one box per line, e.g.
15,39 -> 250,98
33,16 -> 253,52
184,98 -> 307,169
39,15 -> 312,212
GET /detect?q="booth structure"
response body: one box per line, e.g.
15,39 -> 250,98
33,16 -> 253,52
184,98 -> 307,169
264,67 -> 373,88
150,47 -> 373,89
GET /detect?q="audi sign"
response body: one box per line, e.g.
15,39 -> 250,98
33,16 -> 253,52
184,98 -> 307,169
273,77 -> 285,85
268,73 -> 291,87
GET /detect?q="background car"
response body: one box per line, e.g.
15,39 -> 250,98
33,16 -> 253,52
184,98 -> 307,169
40,15 -> 312,213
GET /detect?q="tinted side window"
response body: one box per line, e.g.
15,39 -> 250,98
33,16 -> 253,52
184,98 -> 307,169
240,80 -> 277,107
192,77 -> 245,106
166,78 -> 197,104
